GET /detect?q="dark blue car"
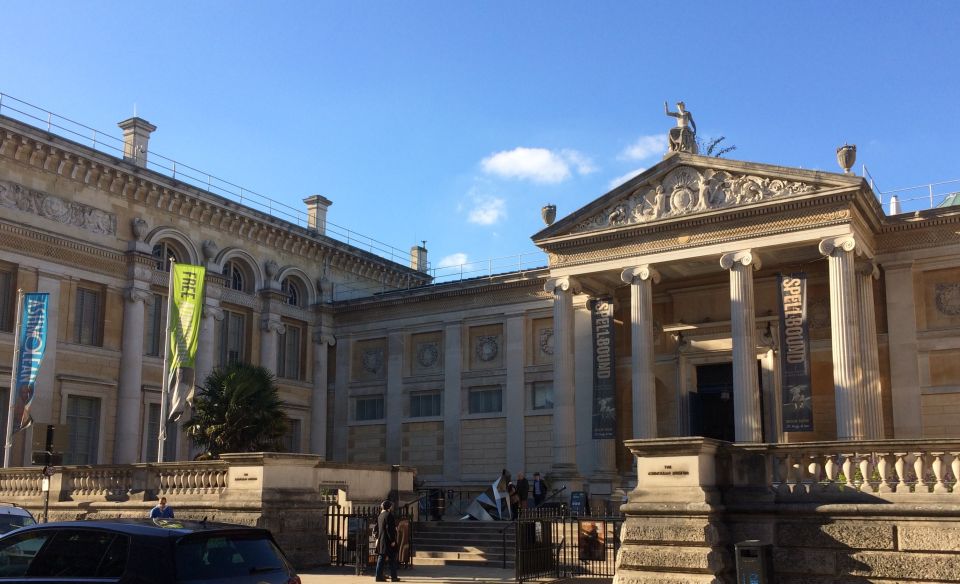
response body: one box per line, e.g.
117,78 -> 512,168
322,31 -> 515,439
0,518 -> 300,583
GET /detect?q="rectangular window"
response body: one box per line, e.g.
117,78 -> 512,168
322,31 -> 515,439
74,287 -> 103,346
218,310 -> 247,367
532,382 -> 554,410
0,268 -> 14,333
276,324 -> 303,380
410,391 -> 442,417
355,396 -> 384,421
145,293 -> 165,357
65,395 -> 101,465
469,386 -> 503,414
145,403 -> 178,462
282,419 -> 302,452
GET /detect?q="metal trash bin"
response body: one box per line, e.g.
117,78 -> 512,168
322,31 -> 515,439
735,540 -> 771,584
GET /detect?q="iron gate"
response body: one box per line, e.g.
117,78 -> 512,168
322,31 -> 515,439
515,511 -> 622,583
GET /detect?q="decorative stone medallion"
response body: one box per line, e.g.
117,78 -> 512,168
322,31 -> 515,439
935,283 -> 960,316
539,328 -> 554,356
476,336 -> 499,362
809,299 -> 831,329
416,342 -> 440,368
361,348 -> 384,374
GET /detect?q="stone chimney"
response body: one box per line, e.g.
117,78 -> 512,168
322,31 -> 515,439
410,243 -> 428,273
117,117 -> 157,168
303,195 -> 333,234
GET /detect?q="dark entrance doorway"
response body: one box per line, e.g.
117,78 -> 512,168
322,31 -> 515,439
690,363 -> 735,442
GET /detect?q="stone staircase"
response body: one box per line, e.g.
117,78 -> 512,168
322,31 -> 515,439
411,520 -> 516,567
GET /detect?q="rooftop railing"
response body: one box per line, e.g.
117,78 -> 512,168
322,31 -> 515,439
863,165 -> 960,215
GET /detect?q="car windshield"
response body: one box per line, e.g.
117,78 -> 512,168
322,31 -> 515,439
175,532 -> 287,582
0,514 -> 36,534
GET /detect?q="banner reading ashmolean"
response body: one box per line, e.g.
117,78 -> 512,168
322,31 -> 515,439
11,292 -> 49,436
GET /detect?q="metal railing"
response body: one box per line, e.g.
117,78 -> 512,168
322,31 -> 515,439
863,165 -> 960,215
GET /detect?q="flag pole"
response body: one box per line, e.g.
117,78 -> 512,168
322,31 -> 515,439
3,290 -> 24,468
157,259 -> 176,463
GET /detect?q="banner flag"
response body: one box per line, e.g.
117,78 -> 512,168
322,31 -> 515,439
589,297 -> 616,439
779,273 -> 814,432
166,263 -> 206,423
11,292 -> 50,437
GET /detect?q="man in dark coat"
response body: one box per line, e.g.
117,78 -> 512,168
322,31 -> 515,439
374,499 -> 399,582
516,472 -> 530,510
532,472 -> 549,507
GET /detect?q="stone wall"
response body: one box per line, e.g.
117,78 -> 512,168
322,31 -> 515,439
616,438 -> 960,584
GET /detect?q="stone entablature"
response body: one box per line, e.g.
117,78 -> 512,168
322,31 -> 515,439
0,116 -> 427,288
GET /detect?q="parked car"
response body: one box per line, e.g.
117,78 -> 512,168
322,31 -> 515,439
0,518 -> 300,583
0,503 -> 36,534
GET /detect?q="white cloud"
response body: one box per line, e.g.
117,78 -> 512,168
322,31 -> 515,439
481,147 -> 595,183
437,253 -> 469,268
467,195 -> 506,225
608,167 -> 646,189
620,134 -> 667,161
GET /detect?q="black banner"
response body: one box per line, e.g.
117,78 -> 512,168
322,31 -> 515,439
590,297 -> 616,439
779,273 -> 813,432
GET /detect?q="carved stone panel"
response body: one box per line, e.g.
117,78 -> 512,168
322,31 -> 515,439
532,317 -> 553,365
469,324 -> 504,370
411,331 -> 443,375
923,268 -> 960,330
572,165 -> 819,234
0,179 -> 117,236
352,338 -> 387,381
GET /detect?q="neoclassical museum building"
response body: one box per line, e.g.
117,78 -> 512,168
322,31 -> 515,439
1,102 -> 958,497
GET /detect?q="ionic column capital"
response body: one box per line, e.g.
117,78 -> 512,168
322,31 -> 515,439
203,305 -> 225,322
720,250 -> 761,271
312,331 -> 337,346
544,275 -> 581,295
260,316 -> 286,334
124,286 -> 153,304
856,258 -> 880,279
620,264 -> 661,285
819,235 -> 857,257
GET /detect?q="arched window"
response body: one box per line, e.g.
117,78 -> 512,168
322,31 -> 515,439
152,241 -> 180,271
281,277 -> 301,307
222,260 -> 248,293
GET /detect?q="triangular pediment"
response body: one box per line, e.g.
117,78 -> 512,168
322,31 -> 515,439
533,153 -> 863,243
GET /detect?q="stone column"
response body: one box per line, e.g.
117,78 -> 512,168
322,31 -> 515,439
720,250 -> 763,443
505,315 -> 525,475
114,285 -> 152,463
819,236 -> 864,441
332,335 -> 351,461
259,316 -> 285,374
620,266 -> 660,439
857,259 -> 884,439
385,331 -> 404,464
544,276 -> 581,486
310,332 -> 335,457
195,273 -> 224,387
883,261 -> 922,438
443,323 -> 463,481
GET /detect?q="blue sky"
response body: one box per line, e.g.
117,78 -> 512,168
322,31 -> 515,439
3,2 -> 958,275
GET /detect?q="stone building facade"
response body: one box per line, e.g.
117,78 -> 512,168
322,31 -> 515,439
1,108 -> 959,496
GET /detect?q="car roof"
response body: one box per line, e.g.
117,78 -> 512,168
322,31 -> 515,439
0,503 -> 34,517
13,518 -> 272,538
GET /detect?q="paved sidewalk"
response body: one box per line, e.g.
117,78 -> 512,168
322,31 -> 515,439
299,564 -> 515,583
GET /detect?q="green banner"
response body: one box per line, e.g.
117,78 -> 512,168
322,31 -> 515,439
169,263 -> 206,372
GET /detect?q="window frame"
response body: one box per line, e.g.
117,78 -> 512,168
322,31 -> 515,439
221,260 -> 250,293
409,391 -> 442,418
217,308 -> 248,367
0,265 -> 15,333
73,285 -> 104,347
276,321 -> 304,380
63,394 -> 102,465
354,396 -> 385,422
531,381 -> 554,411
468,386 -> 503,415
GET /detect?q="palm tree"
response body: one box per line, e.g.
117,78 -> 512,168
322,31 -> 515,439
185,362 -> 289,458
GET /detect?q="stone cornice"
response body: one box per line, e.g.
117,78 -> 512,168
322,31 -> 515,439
0,220 -> 126,277
0,115 -> 429,290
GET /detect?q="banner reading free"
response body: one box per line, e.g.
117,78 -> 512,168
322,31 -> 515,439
12,292 -> 50,435
167,263 -> 206,422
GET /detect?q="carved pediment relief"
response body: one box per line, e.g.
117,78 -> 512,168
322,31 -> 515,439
572,166 -> 820,234
0,179 -> 117,236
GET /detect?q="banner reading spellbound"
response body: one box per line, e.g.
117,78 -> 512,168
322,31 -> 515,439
167,263 -> 206,423
779,273 -> 813,432
11,292 -> 50,436
590,297 -> 616,439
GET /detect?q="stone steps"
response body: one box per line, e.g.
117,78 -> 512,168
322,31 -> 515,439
412,520 -> 516,567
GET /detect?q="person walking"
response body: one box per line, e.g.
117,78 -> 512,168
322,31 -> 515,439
532,472 -> 548,507
516,472 -> 530,510
374,500 -> 400,582
149,496 -> 174,519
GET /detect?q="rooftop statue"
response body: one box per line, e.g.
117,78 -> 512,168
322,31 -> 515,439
664,101 -> 699,155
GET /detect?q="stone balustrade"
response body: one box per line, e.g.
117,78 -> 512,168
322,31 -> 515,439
743,440 -> 960,500
0,454 -> 415,570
